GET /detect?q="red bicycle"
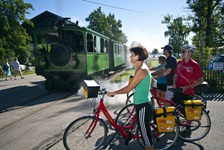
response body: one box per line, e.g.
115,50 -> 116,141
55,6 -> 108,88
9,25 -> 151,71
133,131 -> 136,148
63,85 -> 180,150
150,88 -> 211,142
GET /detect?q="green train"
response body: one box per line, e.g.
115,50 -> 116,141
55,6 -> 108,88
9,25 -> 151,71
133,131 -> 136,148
26,11 -> 128,91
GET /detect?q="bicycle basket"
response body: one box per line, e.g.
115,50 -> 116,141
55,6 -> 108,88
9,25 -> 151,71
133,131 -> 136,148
184,100 -> 202,121
83,80 -> 100,98
154,106 -> 175,132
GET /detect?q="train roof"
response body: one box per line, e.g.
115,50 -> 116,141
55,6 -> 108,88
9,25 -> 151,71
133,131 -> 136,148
23,10 -> 82,34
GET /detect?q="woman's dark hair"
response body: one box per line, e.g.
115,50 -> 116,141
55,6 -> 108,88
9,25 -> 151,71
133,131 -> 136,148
130,46 -> 148,61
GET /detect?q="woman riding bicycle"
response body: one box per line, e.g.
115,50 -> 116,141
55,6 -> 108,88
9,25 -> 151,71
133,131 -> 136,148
107,42 -> 155,150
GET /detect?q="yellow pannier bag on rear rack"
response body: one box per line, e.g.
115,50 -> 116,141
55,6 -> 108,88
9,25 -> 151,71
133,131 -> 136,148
154,106 -> 175,133
184,100 -> 202,121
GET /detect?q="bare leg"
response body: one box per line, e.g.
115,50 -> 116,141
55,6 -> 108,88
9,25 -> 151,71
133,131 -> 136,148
14,70 -> 17,79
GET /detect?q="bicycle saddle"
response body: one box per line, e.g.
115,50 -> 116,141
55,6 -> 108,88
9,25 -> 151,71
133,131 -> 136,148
168,88 -> 183,94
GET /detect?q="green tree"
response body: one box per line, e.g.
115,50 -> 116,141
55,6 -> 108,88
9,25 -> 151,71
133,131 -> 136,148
186,0 -> 223,67
187,0 -> 223,47
85,7 -> 127,43
162,15 -> 190,57
152,48 -> 158,55
0,0 -> 33,65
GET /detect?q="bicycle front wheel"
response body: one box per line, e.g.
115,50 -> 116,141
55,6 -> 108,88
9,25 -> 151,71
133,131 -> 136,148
178,109 -> 211,141
63,116 -> 108,150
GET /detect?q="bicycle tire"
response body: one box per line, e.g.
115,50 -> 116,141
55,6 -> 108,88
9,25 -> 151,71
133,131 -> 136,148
116,103 -> 135,126
178,109 -> 211,141
63,115 -> 108,150
136,121 -> 180,150
125,93 -> 134,107
116,104 -> 179,150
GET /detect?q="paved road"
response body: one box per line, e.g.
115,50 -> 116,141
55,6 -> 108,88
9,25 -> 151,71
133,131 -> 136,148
0,74 -> 224,150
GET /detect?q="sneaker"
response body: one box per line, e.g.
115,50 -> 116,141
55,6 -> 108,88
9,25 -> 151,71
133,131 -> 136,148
21,76 -> 24,79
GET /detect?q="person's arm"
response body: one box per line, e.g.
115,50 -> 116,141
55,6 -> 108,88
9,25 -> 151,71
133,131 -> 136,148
151,76 -> 156,88
149,66 -> 158,71
154,68 -> 172,79
182,77 -> 204,92
173,74 -> 177,88
151,67 -> 165,76
107,68 -> 147,96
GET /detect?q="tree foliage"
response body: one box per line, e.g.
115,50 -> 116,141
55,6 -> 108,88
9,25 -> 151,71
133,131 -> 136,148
151,48 -> 159,55
162,0 -> 223,68
85,7 -> 127,44
162,15 -> 190,56
187,0 -> 223,47
0,0 -> 33,65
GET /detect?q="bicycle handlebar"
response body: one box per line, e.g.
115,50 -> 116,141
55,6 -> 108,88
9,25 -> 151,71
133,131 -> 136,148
98,87 -> 107,95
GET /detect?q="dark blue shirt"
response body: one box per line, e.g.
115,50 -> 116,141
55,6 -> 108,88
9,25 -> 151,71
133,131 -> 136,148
165,55 -> 177,86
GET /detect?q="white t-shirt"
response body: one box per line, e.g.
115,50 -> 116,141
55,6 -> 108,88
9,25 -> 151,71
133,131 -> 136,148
12,61 -> 20,71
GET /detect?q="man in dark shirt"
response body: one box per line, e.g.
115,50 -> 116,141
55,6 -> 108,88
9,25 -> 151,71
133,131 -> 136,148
152,45 -> 177,101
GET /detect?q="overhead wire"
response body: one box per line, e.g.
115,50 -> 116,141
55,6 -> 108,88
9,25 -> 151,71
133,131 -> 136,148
82,0 -> 162,16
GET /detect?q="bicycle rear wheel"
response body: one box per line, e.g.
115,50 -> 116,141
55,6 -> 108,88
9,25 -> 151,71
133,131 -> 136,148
178,109 -> 211,141
116,104 -> 179,150
63,116 -> 108,150
136,121 -> 179,150
116,103 -> 135,126
125,93 -> 134,107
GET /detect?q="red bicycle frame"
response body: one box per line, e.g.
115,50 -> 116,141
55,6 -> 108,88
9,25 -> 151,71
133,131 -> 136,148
85,97 -> 140,140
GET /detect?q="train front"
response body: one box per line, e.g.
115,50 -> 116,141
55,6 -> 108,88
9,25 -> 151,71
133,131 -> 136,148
33,20 -> 87,91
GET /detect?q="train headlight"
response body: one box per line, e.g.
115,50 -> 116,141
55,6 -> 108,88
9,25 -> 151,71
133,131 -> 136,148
39,59 -> 46,66
70,59 -> 76,66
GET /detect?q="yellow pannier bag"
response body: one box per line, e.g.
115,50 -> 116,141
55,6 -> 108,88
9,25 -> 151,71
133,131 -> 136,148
155,106 -> 175,133
184,100 -> 202,121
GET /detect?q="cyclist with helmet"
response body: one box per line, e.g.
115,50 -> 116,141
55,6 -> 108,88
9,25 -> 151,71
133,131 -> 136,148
172,44 -> 204,105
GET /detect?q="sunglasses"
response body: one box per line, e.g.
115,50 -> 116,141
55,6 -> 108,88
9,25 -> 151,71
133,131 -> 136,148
182,51 -> 186,53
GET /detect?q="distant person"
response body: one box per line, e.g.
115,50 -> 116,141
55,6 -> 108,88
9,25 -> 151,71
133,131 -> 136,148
3,59 -> 12,80
12,58 -> 24,80
150,55 -> 167,98
151,45 -> 177,101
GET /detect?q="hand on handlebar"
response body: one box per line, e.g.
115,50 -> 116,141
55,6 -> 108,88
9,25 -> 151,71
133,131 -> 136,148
107,91 -> 115,97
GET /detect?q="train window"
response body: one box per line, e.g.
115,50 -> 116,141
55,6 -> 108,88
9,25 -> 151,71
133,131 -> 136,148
65,31 -> 83,52
105,40 -> 108,53
100,38 -> 107,53
87,33 -> 95,52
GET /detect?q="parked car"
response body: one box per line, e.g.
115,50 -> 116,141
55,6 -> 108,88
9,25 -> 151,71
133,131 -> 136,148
20,64 -> 26,71
212,54 -> 224,62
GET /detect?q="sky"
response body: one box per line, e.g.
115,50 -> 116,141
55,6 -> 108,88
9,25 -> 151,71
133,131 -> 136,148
23,0 -> 192,52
